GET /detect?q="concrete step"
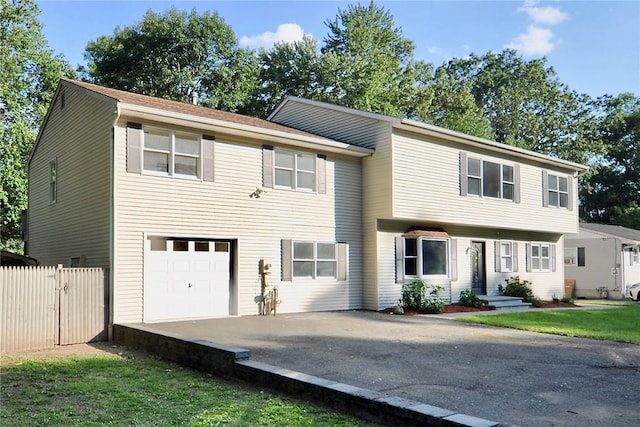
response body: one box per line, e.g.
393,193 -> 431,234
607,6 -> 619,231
477,295 -> 531,311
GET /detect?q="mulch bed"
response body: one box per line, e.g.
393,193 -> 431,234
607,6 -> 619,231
380,300 -> 578,316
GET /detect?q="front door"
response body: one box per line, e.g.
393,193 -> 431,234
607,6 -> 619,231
471,241 -> 486,294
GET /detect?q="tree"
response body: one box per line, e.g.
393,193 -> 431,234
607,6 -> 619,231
243,36 -> 323,118
318,1 -> 417,117
580,94 -> 640,229
82,8 -> 259,112
0,0 -> 75,251
439,50 -> 601,164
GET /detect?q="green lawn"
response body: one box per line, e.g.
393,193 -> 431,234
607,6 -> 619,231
457,304 -> 640,344
0,351 -> 377,426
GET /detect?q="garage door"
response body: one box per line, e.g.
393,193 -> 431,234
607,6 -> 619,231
144,237 -> 230,322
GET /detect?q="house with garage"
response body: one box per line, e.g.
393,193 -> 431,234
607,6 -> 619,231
269,97 -> 588,309
27,79 -> 587,326
564,223 -> 640,299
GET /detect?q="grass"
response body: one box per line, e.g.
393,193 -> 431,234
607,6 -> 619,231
457,304 -> 640,344
0,351 -> 377,426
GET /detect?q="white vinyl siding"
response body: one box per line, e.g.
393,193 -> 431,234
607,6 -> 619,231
28,83 -> 112,269
392,130 -> 579,234
113,126 -> 363,323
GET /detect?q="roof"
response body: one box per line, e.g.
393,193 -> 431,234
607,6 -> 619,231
270,96 -> 589,173
578,223 -> 640,242
64,79 -> 320,139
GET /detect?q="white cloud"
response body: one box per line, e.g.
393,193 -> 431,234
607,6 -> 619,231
507,1 -> 568,56
505,25 -> 556,55
427,46 -> 447,57
519,0 -> 568,26
239,23 -> 306,49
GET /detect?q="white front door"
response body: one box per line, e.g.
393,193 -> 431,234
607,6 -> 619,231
144,237 -> 231,322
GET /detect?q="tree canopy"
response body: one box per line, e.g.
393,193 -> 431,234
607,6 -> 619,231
82,8 -> 259,111
0,0 -> 75,250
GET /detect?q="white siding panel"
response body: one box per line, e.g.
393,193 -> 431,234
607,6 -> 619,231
392,131 -> 579,234
28,83 -> 113,268
113,126 -> 363,323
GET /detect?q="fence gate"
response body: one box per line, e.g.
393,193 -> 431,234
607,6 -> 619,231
1,266 -> 109,352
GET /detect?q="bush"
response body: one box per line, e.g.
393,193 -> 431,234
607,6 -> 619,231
400,279 -> 446,313
560,296 -> 574,304
458,289 -> 484,308
499,276 -> 537,303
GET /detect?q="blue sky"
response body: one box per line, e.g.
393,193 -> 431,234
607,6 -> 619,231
37,1 -> 639,99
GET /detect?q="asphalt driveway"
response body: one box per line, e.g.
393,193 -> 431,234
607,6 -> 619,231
141,310 -> 640,427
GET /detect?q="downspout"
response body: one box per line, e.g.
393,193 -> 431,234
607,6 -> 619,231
107,105 -> 120,340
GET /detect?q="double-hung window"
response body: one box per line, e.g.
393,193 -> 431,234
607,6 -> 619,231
403,237 -> 449,279
547,174 -> 568,208
464,155 -> 516,201
500,241 -> 514,272
530,243 -> 551,272
274,149 -> 316,191
143,128 -> 200,178
282,240 -> 347,281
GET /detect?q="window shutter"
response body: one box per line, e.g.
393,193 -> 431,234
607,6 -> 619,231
494,240 -> 501,272
551,243 -> 557,272
567,175 -> 574,211
263,145 -> 274,188
577,247 -> 585,267
542,170 -> 549,207
513,242 -> 519,272
317,154 -> 327,194
202,136 -> 215,182
126,123 -> 142,174
281,239 -> 292,281
513,164 -> 521,204
450,239 -> 458,281
459,152 -> 468,196
525,243 -> 532,272
395,237 -> 404,284
337,243 -> 348,281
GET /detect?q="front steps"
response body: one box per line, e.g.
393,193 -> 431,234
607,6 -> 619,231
478,295 -> 531,311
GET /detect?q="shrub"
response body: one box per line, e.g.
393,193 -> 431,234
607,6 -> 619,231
401,279 -> 446,313
530,296 -> 546,307
499,276 -> 537,303
458,289 -> 484,308
561,296 -> 574,304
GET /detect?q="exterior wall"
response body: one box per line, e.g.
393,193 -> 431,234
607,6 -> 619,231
28,83 -> 113,267
376,221 -> 565,309
564,237 -> 638,299
391,130 -> 579,234
112,120 -> 363,323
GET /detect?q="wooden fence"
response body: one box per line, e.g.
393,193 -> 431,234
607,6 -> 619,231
1,266 -> 109,352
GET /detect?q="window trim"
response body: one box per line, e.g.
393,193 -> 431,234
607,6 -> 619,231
403,237 -> 450,280
49,158 -> 57,204
142,126 -> 202,179
499,241 -> 515,273
529,242 -> 553,272
273,148 -> 316,192
546,173 -> 569,208
461,152 -> 518,202
285,240 -> 347,281
564,247 -> 578,266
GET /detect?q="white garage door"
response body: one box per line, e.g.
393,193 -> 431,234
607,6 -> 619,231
144,237 -> 230,322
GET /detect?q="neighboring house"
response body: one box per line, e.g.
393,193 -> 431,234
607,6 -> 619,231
564,223 -> 640,299
27,80 -> 587,325
269,97 -> 588,309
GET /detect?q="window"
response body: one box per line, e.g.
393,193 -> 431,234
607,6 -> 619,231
293,242 -> 336,277
143,128 -> 200,178
500,241 -> 514,272
530,243 -> 551,272
403,237 -> 449,279
465,156 -> 515,201
633,248 -> 639,265
49,159 -> 57,203
547,174 -> 568,208
564,248 -> 577,266
274,149 -> 315,191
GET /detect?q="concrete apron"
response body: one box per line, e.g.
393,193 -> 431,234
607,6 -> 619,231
114,322 -> 507,427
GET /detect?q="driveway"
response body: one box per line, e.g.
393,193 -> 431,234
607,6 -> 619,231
143,310 -> 640,427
